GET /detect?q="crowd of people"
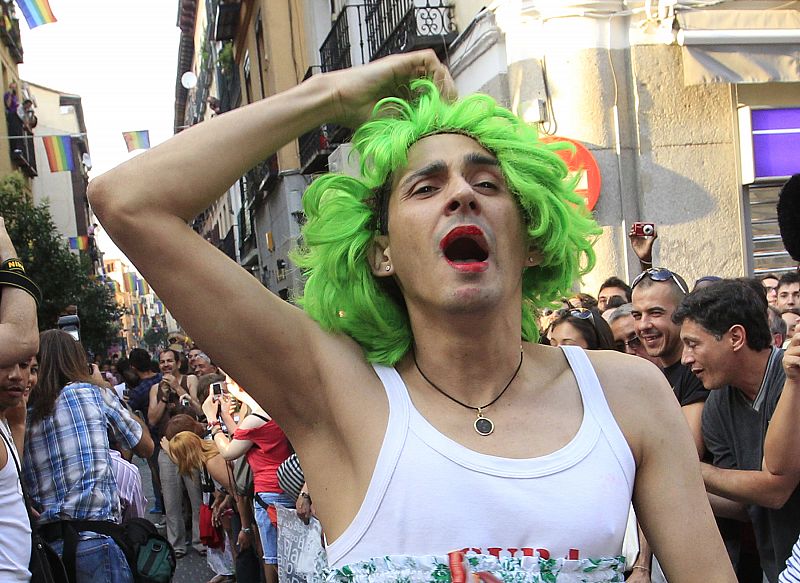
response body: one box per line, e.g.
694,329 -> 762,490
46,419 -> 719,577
2,50 -> 800,583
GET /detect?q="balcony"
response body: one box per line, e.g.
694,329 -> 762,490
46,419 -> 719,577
217,43 -> 240,113
214,0 -> 241,41
320,4 -> 369,73
7,114 -> 36,177
0,5 -> 23,64
238,205 -> 256,260
366,0 -> 456,62
243,154 -> 279,205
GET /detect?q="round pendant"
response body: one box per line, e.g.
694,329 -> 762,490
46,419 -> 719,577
474,416 -> 494,436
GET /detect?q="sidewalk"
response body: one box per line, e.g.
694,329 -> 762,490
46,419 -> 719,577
136,456 -> 216,583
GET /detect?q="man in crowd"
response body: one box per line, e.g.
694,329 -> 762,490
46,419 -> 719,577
675,279 -> 800,582
761,274 -> 780,307
597,276 -> 631,313
0,216 -> 39,580
781,308 -> 800,342
90,50 -> 734,580
128,347 -> 164,514
191,351 -> 218,376
607,303 -> 660,367
776,272 -> 800,312
768,306 -> 787,348
631,268 -> 709,455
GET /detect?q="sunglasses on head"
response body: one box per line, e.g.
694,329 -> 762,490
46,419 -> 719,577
555,307 -> 595,323
631,267 -> 689,296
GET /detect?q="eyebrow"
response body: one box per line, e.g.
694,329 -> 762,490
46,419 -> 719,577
398,152 -> 501,192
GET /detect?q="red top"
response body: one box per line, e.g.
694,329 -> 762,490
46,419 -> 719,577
234,419 -> 292,493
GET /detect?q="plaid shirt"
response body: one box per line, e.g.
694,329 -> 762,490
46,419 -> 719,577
22,382 -> 142,524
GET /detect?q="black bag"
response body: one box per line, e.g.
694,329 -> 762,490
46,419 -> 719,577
277,453 -> 305,501
0,427 -> 68,583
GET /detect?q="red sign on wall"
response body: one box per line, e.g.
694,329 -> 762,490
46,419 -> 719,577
540,136 -> 602,211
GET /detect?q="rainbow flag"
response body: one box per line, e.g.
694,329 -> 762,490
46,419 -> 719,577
122,130 -> 150,152
42,135 -> 75,172
68,236 -> 89,251
15,0 -> 57,29
123,272 -> 137,294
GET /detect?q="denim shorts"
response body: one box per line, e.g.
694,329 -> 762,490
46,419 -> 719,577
254,491 -> 296,564
51,531 -> 133,583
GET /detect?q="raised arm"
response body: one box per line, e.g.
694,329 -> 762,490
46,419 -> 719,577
0,217 -> 38,367
88,51 -> 453,436
765,331 -> 800,474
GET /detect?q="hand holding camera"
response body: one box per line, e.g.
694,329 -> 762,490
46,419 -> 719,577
628,221 -> 658,265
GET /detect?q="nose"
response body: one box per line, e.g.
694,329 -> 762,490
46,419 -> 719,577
444,177 -> 480,216
7,364 -> 22,381
681,347 -> 693,367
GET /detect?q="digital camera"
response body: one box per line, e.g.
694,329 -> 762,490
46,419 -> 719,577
632,222 -> 655,237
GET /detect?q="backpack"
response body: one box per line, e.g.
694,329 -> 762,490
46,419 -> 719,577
52,518 -> 176,583
120,518 -> 177,583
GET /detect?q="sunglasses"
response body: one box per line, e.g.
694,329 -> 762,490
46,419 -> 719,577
616,335 -> 642,351
555,307 -> 595,324
631,267 -> 689,296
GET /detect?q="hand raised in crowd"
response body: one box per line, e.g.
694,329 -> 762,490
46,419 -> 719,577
628,223 -> 658,265
201,391 -> 221,422
783,330 -> 800,381
90,363 -> 112,389
224,375 -> 261,415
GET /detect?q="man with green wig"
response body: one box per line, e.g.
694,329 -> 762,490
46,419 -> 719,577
90,51 -> 734,582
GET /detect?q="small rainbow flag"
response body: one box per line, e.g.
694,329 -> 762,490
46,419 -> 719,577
68,236 -> 89,251
123,130 -> 150,152
15,0 -> 57,29
42,135 -> 75,172
123,272 -> 137,294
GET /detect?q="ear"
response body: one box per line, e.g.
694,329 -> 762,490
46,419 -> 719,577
728,324 -> 747,351
369,235 -> 394,277
524,245 -> 543,269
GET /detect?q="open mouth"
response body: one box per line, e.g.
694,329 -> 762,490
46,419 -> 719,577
440,226 -> 490,271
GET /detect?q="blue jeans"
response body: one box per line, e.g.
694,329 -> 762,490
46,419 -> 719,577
254,491 -> 295,564
51,531 -> 133,583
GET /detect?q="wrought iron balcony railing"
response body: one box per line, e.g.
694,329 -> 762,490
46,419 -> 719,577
366,0 -> 456,62
320,4 -> 368,73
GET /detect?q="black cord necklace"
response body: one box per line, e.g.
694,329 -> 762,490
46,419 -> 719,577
412,347 -> 524,436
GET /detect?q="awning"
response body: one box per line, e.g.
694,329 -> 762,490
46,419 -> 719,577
676,10 -> 800,85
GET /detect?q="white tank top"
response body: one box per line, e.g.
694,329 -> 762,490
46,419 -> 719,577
327,346 -> 635,569
0,423 -> 32,582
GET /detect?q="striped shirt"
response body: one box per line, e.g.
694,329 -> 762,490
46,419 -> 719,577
781,537 -> 800,583
109,449 -> 146,521
23,382 -> 142,524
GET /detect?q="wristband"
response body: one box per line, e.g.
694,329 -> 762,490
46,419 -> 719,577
1,258 -> 25,273
631,566 -> 650,572
0,268 -> 41,306
209,421 -> 221,427
241,527 -> 252,534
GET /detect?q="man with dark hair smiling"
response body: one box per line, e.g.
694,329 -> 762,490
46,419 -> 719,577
631,268 -> 709,455
674,279 -> 800,582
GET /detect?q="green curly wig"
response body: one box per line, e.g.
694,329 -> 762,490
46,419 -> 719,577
292,79 -> 600,365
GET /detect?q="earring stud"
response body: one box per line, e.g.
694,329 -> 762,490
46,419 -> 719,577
385,265 -> 391,271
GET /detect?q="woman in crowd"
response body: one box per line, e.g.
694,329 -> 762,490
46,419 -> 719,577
23,330 -> 153,583
547,307 -> 616,350
165,417 -> 238,583
203,379 -> 293,583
